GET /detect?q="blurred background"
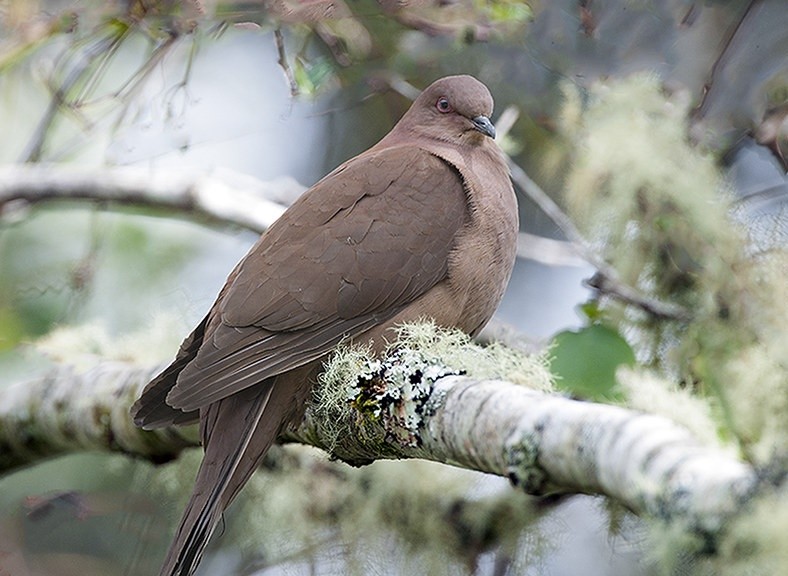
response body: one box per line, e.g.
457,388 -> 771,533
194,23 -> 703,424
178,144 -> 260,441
0,0 -> 786,574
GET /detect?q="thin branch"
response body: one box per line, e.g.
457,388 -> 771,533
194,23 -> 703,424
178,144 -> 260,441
274,27 -> 299,97
516,231 -> 588,267
691,0 -> 760,123
507,159 -> 589,255
1,163 -> 688,320
584,272 -> 693,321
22,31 -> 122,162
507,158 -> 692,321
0,165 -> 590,276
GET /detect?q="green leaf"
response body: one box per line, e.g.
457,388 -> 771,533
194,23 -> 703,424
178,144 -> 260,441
293,56 -> 334,96
478,0 -> 533,24
549,324 -> 635,401
579,300 -> 602,322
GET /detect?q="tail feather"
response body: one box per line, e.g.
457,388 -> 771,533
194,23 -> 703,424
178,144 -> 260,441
159,382 -> 276,576
156,362 -> 317,576
132,316 -> 209,429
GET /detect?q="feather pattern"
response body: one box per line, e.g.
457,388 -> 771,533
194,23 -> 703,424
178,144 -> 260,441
164,149 -> 466,413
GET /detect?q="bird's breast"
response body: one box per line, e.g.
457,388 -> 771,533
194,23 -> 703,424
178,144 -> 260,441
445,153 -> 519,335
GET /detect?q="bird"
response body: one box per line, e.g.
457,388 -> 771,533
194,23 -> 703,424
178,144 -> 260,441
131,74 -> 519,576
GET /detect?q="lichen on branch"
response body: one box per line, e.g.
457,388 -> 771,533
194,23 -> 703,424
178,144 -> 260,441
308,320 -> 553,461
560,74 -> 788,469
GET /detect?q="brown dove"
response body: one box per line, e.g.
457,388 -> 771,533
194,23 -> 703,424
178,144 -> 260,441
131,74 -> 518,576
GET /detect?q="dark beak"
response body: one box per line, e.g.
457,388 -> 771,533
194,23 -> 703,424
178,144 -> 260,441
471,115 -> 496,139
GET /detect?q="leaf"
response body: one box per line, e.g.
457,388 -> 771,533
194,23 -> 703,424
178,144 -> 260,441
549,324 -> 635,401
293,56 -> 334,96
481,0 -> 533,24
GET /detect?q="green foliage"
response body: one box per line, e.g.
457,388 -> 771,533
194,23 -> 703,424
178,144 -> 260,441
293,55 -> 335,96
477,0 -> 533,24
0,307 -> 24,351
549,323 -> 634,401
0,208 -> 198,339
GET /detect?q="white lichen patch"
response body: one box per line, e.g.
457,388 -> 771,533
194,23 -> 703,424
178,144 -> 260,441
350,346 -> 461,447
315,320 -> 554,450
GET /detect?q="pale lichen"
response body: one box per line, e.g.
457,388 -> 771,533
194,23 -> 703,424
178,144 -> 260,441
617,367 -> 723,450
560,73 -> 788,572
313,320 -> 553,453
228,447 -> 544,576
715,491 -> 788,576
33,313 -> 186,369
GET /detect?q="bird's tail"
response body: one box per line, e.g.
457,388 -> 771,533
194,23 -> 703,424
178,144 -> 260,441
158,381 -> 279,576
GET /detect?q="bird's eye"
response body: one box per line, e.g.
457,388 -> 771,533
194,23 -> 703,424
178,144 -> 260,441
436,97 -> 453,113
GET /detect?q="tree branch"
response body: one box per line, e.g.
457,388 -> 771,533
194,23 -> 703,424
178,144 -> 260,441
0,164 -> 584,268
0,165 -> 302,233
0,164 -> 759,546
507,158 -> 692,320
0,352 -> 757,542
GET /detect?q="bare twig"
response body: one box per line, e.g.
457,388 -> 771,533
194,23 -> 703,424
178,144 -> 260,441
380,73 -> 422,101
691,0 -> 760,123
516,231 -> 588,267
274,27 -> 299,97
22,31 -> 123,162
507,159 -> 595,264
584,272 -> 692,321
507,158 -> 692,321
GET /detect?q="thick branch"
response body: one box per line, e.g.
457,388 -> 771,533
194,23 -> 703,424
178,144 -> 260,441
0,362 -> 198,470
0,356 -> 756,540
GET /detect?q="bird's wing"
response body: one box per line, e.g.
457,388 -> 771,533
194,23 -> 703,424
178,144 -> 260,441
165,146 -> 467,412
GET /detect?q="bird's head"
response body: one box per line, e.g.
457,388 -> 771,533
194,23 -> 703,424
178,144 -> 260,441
400,75 -> 497,145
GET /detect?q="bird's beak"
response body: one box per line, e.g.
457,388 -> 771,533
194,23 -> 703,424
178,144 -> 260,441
471,115 -> 496,139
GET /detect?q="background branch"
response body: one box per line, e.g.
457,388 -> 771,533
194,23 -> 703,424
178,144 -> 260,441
507,158 -> 693,320
0,164 -> 586,268
0,164 -> 301,233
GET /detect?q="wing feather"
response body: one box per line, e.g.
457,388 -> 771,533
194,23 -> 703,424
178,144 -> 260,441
165,147 -> 467,412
